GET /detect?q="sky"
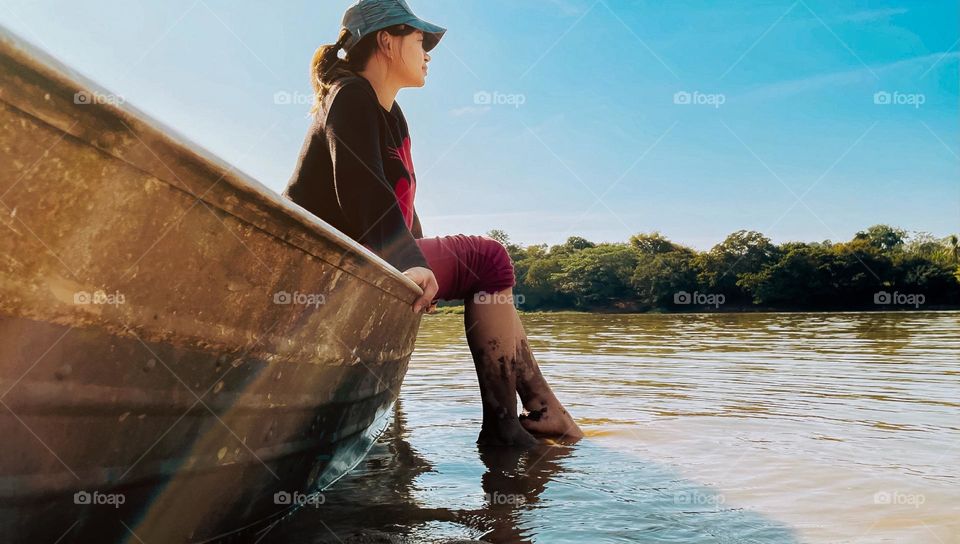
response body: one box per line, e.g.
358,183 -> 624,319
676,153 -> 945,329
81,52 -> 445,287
1,0 -> 957,249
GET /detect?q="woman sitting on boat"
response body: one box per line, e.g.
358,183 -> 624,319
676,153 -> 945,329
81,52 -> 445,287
284,0 -> 582,446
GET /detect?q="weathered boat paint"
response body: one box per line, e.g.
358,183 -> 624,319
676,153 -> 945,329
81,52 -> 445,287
0,25 -> 423,543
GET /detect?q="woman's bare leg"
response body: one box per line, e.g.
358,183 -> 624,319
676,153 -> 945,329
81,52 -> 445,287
465,288 -> 538,447
464,288 -> 582,445
515,335 -> 583,440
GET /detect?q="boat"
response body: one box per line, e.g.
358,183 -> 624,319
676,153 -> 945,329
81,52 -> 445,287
0,25 -> 424,543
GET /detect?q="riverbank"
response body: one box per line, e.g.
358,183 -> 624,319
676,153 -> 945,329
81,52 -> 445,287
428,304 -> 960,315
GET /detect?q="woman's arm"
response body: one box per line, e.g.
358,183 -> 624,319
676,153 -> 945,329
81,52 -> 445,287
325,83 -> 430,272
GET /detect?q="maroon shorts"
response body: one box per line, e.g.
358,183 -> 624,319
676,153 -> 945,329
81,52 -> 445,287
414,234 -> 516,301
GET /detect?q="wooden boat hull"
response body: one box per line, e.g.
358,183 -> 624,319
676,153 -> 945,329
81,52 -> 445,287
0,26 -> 423,543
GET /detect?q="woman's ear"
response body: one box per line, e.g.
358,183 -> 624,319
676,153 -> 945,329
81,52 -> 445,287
376,30 -> 396,61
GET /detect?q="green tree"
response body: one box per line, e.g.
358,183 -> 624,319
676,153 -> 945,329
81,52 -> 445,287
515,249 -> 572,309
821,238 -> 892,306
631,248 -> 700,308
944,234 -> 959,265
854,224 -> 907,253
550,236 -> 596,257
446,225 -> 960,312
629,232 -> 682,255
554,244 -> 637,308
738,244 -> 834,307
892,252 -> 959,302
696,230 -> 779,304
904,231 -> 942,258
486,229 -> 510,246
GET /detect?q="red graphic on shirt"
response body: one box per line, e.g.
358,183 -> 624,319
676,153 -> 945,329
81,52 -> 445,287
387,136 -> 416,229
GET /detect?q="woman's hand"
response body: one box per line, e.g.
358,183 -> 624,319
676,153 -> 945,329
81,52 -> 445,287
403,266 -> 439,314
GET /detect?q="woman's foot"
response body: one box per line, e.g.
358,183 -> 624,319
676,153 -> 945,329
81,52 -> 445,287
477,417 -> 540,448
469,344 -> 538,447
519,403 -> 584,440
515,339 -> 584,440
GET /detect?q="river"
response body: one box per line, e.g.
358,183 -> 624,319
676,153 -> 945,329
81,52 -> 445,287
270,311 -> 959,543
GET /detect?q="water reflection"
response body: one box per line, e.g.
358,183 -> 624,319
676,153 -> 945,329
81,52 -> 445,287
469,443 -> 574,543
262,401 -> 453,543
269,399 -> 798,543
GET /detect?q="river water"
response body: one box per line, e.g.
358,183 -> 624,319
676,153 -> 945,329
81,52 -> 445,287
271,311 -> 959,543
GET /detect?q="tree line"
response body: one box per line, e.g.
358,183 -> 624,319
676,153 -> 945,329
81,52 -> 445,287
472,225 -> 960,312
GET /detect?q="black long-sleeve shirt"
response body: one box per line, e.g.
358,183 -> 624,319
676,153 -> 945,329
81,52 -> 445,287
283,75 -> 430,272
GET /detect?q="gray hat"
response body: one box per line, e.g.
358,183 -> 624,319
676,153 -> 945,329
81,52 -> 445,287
341,0 -> 447,53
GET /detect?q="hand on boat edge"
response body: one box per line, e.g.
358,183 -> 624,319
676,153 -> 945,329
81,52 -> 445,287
402,266 -> 438,313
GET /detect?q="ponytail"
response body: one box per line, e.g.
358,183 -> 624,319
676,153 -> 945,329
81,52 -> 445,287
310,29 -> 354,114
310,24 -> 419,116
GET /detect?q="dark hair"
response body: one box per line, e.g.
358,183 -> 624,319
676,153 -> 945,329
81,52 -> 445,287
311,24 -> 419,114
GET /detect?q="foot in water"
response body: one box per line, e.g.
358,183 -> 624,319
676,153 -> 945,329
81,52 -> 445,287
515,340 -> 584,441
477,409 -> 540,448
518,401 -> 584,441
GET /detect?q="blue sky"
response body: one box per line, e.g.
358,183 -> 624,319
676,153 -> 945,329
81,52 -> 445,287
1,0 -> 957,249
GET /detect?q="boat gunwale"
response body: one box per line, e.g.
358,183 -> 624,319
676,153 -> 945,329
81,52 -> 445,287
0,25 -> 424,302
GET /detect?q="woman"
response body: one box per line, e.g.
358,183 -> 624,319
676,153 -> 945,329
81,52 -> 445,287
283,0 -> 582,446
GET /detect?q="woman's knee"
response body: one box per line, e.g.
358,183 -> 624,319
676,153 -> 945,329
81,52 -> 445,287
475,236 -> 516,293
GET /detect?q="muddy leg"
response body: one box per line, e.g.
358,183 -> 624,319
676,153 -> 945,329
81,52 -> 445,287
465,288 -> 538,447
515,337 -> 583,440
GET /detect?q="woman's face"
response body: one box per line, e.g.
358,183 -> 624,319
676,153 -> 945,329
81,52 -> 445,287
395,30 -> 430,87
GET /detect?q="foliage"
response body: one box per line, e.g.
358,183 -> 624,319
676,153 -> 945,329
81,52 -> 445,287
472,225 -> 960,312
